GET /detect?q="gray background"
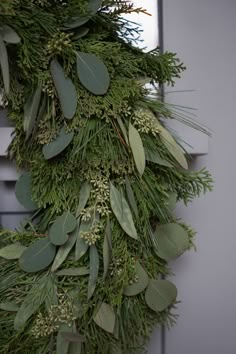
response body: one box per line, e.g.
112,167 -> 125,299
0,0 -> 236,353
149,0 -> 236,353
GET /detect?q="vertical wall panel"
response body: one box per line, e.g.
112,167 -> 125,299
163,1 -> 236,354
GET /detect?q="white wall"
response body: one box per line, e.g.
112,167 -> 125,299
162,1 -> 236,354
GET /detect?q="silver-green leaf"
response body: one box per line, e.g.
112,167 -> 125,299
125,176 -> 138,219
50,59 -> 77,119
145,279 -> 177,312
19,238 -> 56,273
153,223 -> 189,261
88,245 -> 99,299
103,218 -> 112,280
23,87 -> 42,140
166,192 -> 177,212
123,262 -> 149,296
73,27 -> 89,39
57,324 -> 74,354
76,181 -> 92,217
61,332 -> 85,343
129,123 -> 145,176
110,182 -> 138,240
49,211 -> 77,246
64,0 -> 102,29
51,228 -> 77,272
0,302 -> 19,312
56,267 -> 89,277
75,220 -> 91,261
15,173 -> 38,210
158,123 -> 188,169
93,302 -> 116,334
0,34 -> 9,94
69,343 -> 82,354
0,243 -> 26,260
76,52 -> 110,95
145,148 -> 173,168
1,25 -> 20,44
43,127 -> 74,160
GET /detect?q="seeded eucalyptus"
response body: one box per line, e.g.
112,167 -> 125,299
0,0 -> 212,353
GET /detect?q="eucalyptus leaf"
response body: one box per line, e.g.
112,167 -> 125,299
76,181 -> 92,217
15,173 -> 38,210
76,52 -> 110,95
51,229 -> 77,272
93,302 -> 116,334
57,324 -> 74,354
0,34 -> 9,94
23,87 -> 42,140
145,148 -> 173,168
64,16 -> 90,29
0,243 -> 26,260
69,343 -> 82,354
75,220 -> 91,261
42,127 -> 74,160
49,211 -> 77,246
123,262 -> 149,296
0,302 -> 19,312
88,245 -> 99,299
113,318 -> 119,340
30,94 -> 47,142
56,267 -> 89,276
158,123 -> 188,169
44,275 -> 58,310
103,218 -> 112,280
125,176 -> 138,219
154,223 -> 189,261
145,279 -> 177,312
129,123 -> 145,176
14,275 -> 51,330
61,332 -> 86,343
19,238 -> 56,273
64,0 -> 102,29
73,27 -> 89,39
110,182 -> 138,240
1,25 -> 20,43
167,192 -> 177,212
50,59 -> 77,119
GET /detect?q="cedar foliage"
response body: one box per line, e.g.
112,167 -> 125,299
0,1 -> 212,353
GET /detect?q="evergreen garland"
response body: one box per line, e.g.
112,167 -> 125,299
0,1 -> 212,353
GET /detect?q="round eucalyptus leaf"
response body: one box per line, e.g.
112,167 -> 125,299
154,223 -> 189,261
42,127 -> 74,160
123,262 -> 149,296
64,0 -> 102,29
19,238 -> 56,273
0,243 -> 26,260
76,52 -> 110,95
49,211 -> 77,246
15,173 -> 38,210
93,302 -> 116,334
145,279 -> 177,312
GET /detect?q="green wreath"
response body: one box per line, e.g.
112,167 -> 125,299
0,1 -> 212,353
